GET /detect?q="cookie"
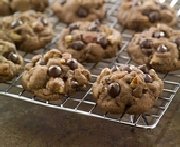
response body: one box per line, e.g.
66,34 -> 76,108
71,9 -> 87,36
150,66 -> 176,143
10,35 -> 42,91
0,39 -> 23,82
128,24 -> 180,72
118,0 -> 177,31
0,0 -> 48,16
11,0 -> 48,12
58,21 -> 122,62
21,49 -> 90,101
92,64 -> 164,115
0,0 -> 11,16
0,10 -> 53,52
51,0 -> 105,23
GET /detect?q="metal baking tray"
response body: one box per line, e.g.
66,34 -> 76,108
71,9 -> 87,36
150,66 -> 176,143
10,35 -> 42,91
0,0 -> 180,129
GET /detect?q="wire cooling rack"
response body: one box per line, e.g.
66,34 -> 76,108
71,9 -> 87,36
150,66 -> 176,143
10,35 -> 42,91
0,0 -> 180,129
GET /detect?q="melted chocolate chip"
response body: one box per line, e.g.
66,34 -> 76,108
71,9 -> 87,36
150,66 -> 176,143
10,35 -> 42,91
48,66 -> 62,78
40,17 -> 48,25
71,81 -> 79,89
140,40 -> 153,49
153,31 -> 167,38
148,11 -> 160,23
11,19 -> 23,29
76,7 -> 89,18
69,23 -> 79,31
144,74 -> 153,83
8,53 -> 19,64
157,44 -> 168,53
67,59 -> 78,70
70,41 -> 85,50
108,82 -> 121,98
97,36 -> 108,49
138,64 -> 149,74
175,37 -> 180,48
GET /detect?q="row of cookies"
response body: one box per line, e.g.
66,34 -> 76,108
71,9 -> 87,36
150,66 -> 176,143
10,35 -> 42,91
0,0 -> 177,31
0,9 -> 179,72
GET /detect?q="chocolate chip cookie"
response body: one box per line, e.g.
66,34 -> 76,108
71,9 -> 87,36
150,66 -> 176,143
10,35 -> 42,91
92,64 -> 164,115
0,0 -> 48,16
58,21 -> 122,62
21,49 -> 90,101
0,10 -> 53,52
128,24 -> 180,72
51,0 -> 105,23
118,0 -> 177,31
0,39 -> 23,82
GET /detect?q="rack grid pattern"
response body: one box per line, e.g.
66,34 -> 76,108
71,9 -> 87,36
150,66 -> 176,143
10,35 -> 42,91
0,0 -> 180,129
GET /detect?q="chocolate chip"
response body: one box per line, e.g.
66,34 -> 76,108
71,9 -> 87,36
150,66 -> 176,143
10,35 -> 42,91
123,66 -> 132,73
48,66 -> 62,78
8,53 -> 19,64
70,41 -> 85,50
148,11 -> 160,23
142,49 -> 153,56
67,59 -> 78,70
40,17 -> 48,25
175,37 -> 180,48
76,7 -> 89,18
69,23 -> 79,31
97,36 -> 108,49
144,74 -> 153,83
138,64 -> 149,74
157,44 -> 168,53
153,31 -> 167,38
108,82 -> 121,98
60,0 -> 66,5
140,40 -> 152,49
71,81 -> 79,89
11,19 -> 23,29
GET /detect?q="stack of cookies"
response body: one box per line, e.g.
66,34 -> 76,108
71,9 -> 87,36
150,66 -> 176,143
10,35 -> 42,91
0,0 -> 179,117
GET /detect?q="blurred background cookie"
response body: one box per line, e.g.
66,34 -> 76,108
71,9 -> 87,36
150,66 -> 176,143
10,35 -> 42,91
118,0 -> 177,31
128,24 -> 180,72
51,0 -> 105,23
58,21 -> 122,62
0,10 -> 54,52
0,39 -> 23,82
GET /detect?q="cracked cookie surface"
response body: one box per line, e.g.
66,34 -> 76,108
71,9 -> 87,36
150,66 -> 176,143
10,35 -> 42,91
21,49 -> 90,101
58,21 -> 122,62
0,10 -> 53,52
51,0 -> 105,23
118,0 -> 177,31
0,39 -> 23,82
128,24 -> 180,72
92,65 -> 164,115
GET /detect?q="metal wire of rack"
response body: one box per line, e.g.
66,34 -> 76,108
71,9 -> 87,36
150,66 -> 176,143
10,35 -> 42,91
0,0 -> 180,129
